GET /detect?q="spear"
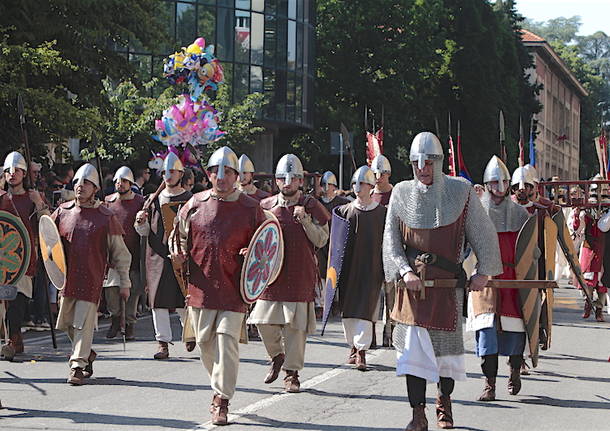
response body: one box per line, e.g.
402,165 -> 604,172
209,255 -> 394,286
499,110 -> 507,163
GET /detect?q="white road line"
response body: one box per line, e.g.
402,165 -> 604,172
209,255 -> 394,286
194,348 -> 389,430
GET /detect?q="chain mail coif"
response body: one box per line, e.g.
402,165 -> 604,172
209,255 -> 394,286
480,191 -> 530,233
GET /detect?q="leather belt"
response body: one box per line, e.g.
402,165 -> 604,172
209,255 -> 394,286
406,248 -> 461,275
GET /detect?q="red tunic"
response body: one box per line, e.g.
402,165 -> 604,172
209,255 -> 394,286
260,194 -> 331,302
10,193 -> 38,276
52,201 -> 124,304
104,193 -> 145,271
579,214 -> 607,292
181,191 -> 265,313
496,231 -> 522,318
0,191 -> 18,215
247,188 -> 271,202
371,190 -> 392,207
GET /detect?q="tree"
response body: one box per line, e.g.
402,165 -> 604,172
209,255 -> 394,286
522,16 -> 581,44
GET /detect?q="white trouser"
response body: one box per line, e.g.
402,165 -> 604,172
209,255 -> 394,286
152,308 -> 186,342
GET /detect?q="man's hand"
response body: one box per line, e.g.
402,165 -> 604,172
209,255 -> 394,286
135,210 -> 148,224
119,288 -> 130,300
293,205 -> 307,223
469,274 -> 489,292
402,271 -> 423,292
171,252 -> 187,266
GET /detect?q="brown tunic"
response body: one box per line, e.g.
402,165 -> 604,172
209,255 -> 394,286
10,193 -> 38,276
104,192 -> 145,271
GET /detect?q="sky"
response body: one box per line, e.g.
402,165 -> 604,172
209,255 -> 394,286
515,0 -> 609,36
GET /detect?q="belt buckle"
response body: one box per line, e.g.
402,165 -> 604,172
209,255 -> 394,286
417,252 -> 436,265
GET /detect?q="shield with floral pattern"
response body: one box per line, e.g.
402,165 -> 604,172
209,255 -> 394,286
240,219 -> 283,304
0,210 -> 31,288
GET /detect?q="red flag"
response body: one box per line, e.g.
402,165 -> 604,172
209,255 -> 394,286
366,127 -> 384,164
456,124 -> 472,182
447,135 -> 456,176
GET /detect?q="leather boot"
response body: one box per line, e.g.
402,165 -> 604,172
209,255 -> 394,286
477,377 -> 496,401
264,353 -> 285,384
583,301 -> 592,319
595,307 -> 605,322
106,316 -> 121,339
153,341 -> 169,360
210,394 -> 229,425
346,346 -> 357,365
382,324 -> 394,347
185,341 -> 196,352
405,405 -> 428,431
12,333 -> 24,354
67,367 -> 85,386
508,365 -> 522,395
125,323 -> 135,341
284,370 -> 300,393
82,349 -> 97,378
435,395 -> 453,429
355,350 -> 367,371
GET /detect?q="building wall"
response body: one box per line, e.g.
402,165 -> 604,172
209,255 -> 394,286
530,50 -> 581,180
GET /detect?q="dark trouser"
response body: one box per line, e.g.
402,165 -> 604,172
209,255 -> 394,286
406,374 -> 455,407
480,354 -> 522,378
32,266 -> 50,323
7,292 -> 28,336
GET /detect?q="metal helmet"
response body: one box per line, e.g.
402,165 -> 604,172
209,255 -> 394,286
511,166 -> 535,189
483,156 -> 511,193
321,171 -> 338,191
523,164 -> 539,184
351,166 -> 376,193
207,146 -> 239,180
3,151 -> 28,174
238,154 -> 255,175
113,166 -> 135,184
275,154 -> 304,186
73,163 -> 100,189
371,154 -> 391,175
409,132 -> 443,169
162,152 -> 185,181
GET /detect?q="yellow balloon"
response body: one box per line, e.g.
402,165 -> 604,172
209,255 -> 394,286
186,43 -> 202,54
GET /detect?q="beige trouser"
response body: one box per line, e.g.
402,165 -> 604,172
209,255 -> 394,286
189,306 -> 245,400
257,324 -> 307,371
56,298 -> 97,369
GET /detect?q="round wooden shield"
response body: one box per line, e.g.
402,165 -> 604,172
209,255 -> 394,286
0,210 -> 31,286
264,210 -> 284,285
240,218 -> 283,304
38,214 -> 67,290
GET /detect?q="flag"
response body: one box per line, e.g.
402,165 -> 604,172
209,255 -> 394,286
602,130 -> 609,180
447,135 -> 456,176
366,127 -> 383,164
518,117 -> 525,167
456,121 -> 472,182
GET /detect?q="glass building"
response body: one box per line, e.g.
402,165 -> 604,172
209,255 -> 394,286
119,0 -> 316,171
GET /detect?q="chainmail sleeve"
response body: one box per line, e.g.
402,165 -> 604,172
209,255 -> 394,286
464,189 -> 503,277
382,191 -> 411,283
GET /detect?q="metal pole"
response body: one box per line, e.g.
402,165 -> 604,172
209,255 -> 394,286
339,134 -> 344,191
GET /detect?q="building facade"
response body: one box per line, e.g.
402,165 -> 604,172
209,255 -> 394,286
119,0 -> 316,172
522,30 -> 588,180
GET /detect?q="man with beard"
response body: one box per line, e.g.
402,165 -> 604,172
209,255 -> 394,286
250,154 -> 330,393
103,166 -> 145,340
383,132 -> 502,430
2,151 -> 49,360
52,163 -> 131,385
238,154 -> 271,202
334,166 -> 386,370
468,156 -> 529,402
173,146 -> 265,424
135,153 -> 193,359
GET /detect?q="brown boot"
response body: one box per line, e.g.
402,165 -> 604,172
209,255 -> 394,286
264,353 -> 285,384
508,366 -> 522,395
355,350 -> 367,371
436,395 -> 453,429
82,350 -> 97,378
185,341 -> 196,352
284,370 -> 300,393
67,367 -> 85,386
405,405 -> 428,431
346,346 -> 357,365
106,316 -> 121,339
125,323 -> 135,341
210,394 -> 229,425
595,307 -> 605,322
477,377 -> 496,401
11,333 -> 24,354
153,341 -> 169,360
583,301 -> 592,319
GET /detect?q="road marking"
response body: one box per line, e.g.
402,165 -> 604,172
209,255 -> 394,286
194,348 -> 389,430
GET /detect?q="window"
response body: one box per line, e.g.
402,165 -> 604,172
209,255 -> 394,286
251,66 -> 263,93
198,5 -> 216,45
234,9 -> 251,63
264,14 -> 276,68
217,7 -> 234,61
234,63 -> 250,101
176,2 -> 197,47
251,12 -> 264,65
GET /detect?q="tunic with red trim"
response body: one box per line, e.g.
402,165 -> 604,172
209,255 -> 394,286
52,201 -> 125,304
179,190 -> 266,313
259,194 -> 331,302
496,231 -> 522,318
10,193 -> 38,276
104,192 -> 145,271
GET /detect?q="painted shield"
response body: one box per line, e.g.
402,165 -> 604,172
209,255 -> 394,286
515,214 -> 542,367
38,214 -> 67,290
541,214 -> 557,348
0,210 -> 31,289
264,210 -> 284,284
240,218 -> 283,304
321,207 -> 351,335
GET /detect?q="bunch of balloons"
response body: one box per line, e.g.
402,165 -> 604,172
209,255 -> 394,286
164,37 -> 224,101
148,146 -> 200,171
153,94 -> 225,148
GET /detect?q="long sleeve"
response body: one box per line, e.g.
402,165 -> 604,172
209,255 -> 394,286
464,189 -> 503,277
300,216 -> 329,248
173,205 -> 191,255
107,233 -> 132,290
382,193 -> 413,283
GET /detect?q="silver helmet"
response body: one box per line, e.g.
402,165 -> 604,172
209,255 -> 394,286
207,146 -> 239,180
321,171 -> 338,191
409,132 -> 443,170
523,164 -> 539,184
351,166 -> 376,193
162,152 -> 185,181
3,151 -> 28,174
275,154 -> 304,186
483,156 -> 511,193
371,154 -> 391,175
511,166 -> 535,189
73,163 -> 100,189
113,166 -> 135,184
238,154 -> 255,174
